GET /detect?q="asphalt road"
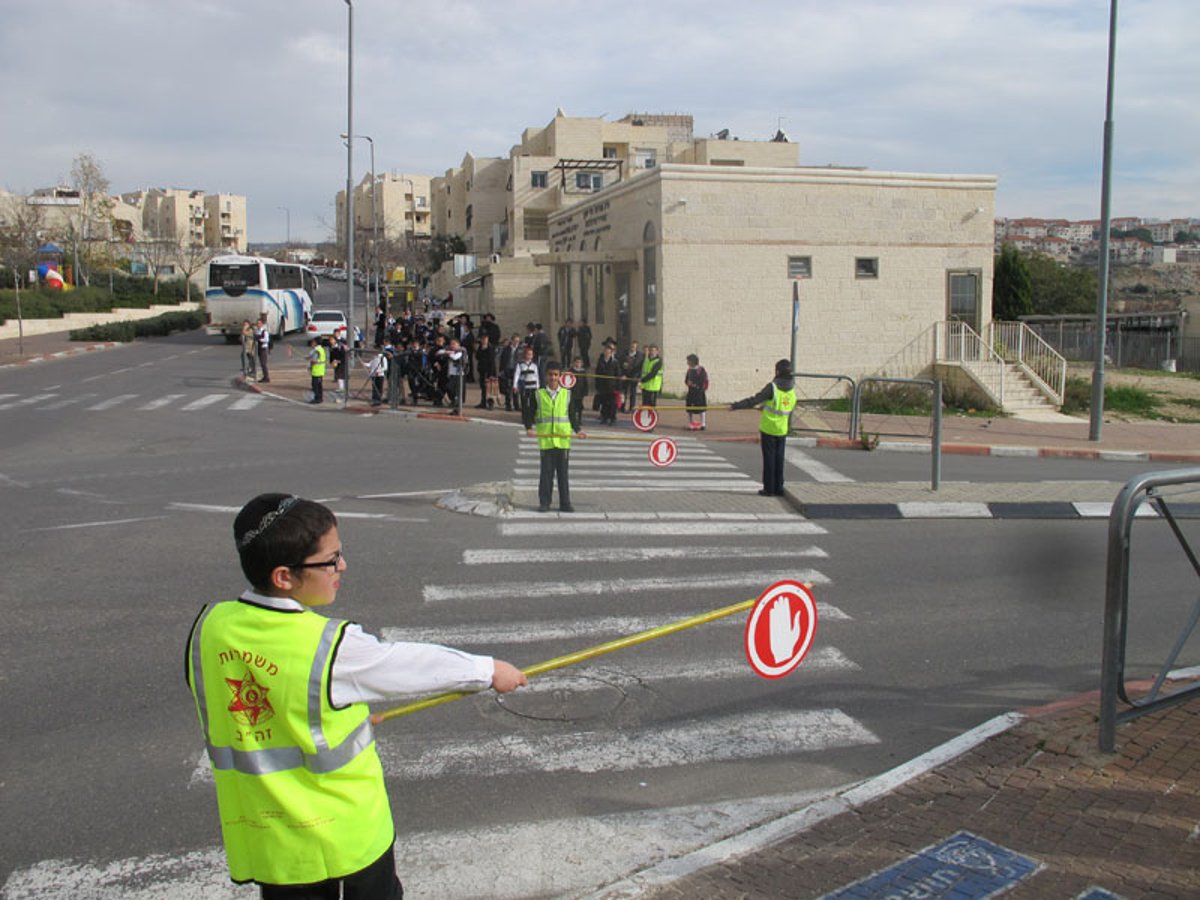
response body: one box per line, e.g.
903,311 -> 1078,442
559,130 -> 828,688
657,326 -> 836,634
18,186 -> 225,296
1,329 -> 1196,898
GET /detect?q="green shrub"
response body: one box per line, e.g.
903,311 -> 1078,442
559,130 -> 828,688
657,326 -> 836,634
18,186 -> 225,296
69,310 -> 204,342
0,276 -> 190,324
1060,375 -> 1161,417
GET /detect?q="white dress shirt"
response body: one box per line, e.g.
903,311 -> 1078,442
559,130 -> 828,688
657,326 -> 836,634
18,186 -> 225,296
239,591 -> 495,706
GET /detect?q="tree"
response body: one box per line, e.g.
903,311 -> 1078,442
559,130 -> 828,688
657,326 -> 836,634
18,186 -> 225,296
173,240 -> 214,303
68,152 -> 113,287
1025,252 -> 1097,316
137,222 -> 176,296
0,194 -> 46,290
992,243 -> 1033,320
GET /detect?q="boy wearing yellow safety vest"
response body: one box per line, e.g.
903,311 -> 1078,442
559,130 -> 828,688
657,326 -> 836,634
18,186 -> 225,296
730,358 -> 797,496
527,361 -> 587,512
186,493 -> 527,897
639,343 -> 663,408
306,337 -> 327,405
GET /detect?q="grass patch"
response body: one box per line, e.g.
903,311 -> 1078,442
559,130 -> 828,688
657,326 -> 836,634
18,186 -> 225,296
1061,375 -> 1170,418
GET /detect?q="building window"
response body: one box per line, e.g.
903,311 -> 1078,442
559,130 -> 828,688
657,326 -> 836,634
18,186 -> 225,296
531,171 -> 547,189
855,257 -> 879,279
635,148 -> 657,169
594,239 -> 605,325
602,146 -> 618,159
575,172 -> 603,192
524,211 -> 549,241
643,221 -> 657,325
787,256 -> 812,279
947,270 -> 981,331
465,205 -> 473,229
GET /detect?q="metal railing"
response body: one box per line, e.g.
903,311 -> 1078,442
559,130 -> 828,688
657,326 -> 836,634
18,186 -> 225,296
1099,467 -> 1200,752
934,321 -> 1007,407
850,377 -> 943,491
791,372 -> 856,438
986,321 -> 1067,406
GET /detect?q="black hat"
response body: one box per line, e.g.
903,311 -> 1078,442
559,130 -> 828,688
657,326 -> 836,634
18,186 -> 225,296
775,358 -> 793,376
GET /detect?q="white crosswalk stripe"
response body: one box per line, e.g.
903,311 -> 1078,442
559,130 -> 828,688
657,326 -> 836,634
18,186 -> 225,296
517,434 -> 756,493
0,391 -> 267,414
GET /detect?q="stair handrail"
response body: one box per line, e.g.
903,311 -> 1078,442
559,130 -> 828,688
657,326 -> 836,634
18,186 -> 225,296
986,321 -> 1067,406
934,320 -> 1006,407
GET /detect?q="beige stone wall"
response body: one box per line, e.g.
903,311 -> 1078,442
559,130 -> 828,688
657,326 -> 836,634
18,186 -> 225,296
547,164 -> 996,401
674,138 -> 800,168
204,194 -> 247,253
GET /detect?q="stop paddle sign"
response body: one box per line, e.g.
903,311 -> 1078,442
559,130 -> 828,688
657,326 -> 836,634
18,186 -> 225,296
648,437 -> 677,467
559,371 -> 577,389
631,406 -> 658,431
744,580 -> 818,679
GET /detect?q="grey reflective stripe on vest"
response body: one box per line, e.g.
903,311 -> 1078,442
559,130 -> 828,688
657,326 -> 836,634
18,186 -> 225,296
192,608 -> 375,776
764,385 -> 790,418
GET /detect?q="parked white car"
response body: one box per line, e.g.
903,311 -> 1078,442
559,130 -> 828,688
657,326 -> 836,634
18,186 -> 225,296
306,309 -> 348,337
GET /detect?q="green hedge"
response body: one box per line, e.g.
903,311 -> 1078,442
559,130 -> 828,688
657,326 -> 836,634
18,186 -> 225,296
0,277 -> 191,325
69,310 -> 205,342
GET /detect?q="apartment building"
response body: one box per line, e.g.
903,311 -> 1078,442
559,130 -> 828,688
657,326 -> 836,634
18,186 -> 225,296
336,171 -> 434,246
203,193 -> 248,252
426,109 -> 801,325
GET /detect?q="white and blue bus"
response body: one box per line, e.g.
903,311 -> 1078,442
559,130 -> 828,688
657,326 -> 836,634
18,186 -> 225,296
204,255 -> 318,342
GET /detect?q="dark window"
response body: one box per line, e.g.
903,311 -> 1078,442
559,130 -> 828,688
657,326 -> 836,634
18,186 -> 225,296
209,262 -> 261,296
855,257 -> 879,279
787,256 -> 812,279
531,171 -> 548,189
643,221 -> 657,325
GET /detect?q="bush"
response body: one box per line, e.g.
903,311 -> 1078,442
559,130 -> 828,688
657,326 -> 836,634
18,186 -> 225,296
0,276 -> 190,324
1060,375 -> 1161,418
69,310 -> 204,342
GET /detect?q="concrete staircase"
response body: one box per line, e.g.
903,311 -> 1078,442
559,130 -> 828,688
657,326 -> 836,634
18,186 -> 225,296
958,360 -> 1060,416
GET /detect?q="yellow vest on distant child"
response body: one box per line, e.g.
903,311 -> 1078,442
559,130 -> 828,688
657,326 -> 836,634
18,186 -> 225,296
759,383 -> 797,436
535,388 -> 572,449
310,345 -> 327,378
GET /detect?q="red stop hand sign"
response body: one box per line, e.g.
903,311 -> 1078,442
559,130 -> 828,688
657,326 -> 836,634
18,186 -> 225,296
560,371 -> 577,389
744,580 -> 818,679
631,407 -> 658,431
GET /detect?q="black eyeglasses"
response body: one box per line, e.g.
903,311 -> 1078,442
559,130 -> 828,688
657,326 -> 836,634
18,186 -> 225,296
289,549 -> 344,571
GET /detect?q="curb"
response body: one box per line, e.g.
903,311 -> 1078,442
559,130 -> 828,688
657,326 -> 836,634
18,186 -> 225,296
791,434 -> 1200,464
0,341 -> 124,369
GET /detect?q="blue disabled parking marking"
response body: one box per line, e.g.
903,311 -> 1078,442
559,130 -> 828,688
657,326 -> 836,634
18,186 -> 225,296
819,831 -> 1041,899
1076,889 -> 1124,900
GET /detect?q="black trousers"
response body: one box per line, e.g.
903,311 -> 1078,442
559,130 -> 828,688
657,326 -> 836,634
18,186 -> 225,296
258,347 -> 270,381
310,374 -> 324,403
538,447 -> 571,510
259,842 -> 403,900
519,388 -> 538,429
760,432 -> 787,495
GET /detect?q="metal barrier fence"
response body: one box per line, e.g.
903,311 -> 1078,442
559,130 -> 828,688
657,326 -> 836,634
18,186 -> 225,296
1027,323 -> 1200,373
1099,467 -> 1200,752
791,372 -> 855,438
850,377 -> 943,491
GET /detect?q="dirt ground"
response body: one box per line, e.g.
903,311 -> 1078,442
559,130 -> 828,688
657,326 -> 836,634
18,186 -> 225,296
1068,363 -> 1200,422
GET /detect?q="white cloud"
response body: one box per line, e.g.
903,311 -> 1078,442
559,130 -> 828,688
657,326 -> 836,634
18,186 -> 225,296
0,0 -> 1195,241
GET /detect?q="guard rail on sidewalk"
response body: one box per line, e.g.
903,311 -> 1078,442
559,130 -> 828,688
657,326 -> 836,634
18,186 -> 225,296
851,377 -> 943,491
1099,467 -> 1200,752
792,372 -> 855,439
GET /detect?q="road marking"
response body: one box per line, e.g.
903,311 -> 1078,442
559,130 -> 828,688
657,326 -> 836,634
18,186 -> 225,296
462,545 -> 828,565
87,394 -> 139,410
501,520 -> 826,537
30,516 -> 169,532
382,604 -> 852,647
228,396 -> 263,410
898,501 -> 993,518
512,478 -> 759,490
137,393 -> 186,410
423,569 -> 830,603
382,708 -> 878,779
180,394 -> 229,411
168,502 -> 429,523
0,393 -> 59,409
38,393 -> 99,410
786,447 -> 854,483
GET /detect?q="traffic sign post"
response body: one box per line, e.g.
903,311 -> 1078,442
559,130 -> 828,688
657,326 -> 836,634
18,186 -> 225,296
632,407 -> 658,431
744,580 -> 818,679
648,437 -> 678,467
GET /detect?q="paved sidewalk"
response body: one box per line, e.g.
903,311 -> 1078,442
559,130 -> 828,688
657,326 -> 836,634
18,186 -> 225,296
591,681 -> 1200,899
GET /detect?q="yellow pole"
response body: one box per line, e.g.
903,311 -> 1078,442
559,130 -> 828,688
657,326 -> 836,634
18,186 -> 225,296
373,596 -> 758,723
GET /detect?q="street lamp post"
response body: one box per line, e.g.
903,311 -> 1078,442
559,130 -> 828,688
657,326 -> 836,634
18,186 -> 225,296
341,132 -> 378,330
344,0 -> 356,403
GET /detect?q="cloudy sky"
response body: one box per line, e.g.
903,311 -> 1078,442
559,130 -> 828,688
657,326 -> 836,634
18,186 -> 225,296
1,0 -> 1194,243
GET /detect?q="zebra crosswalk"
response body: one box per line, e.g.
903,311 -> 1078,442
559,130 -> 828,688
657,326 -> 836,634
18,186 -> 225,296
0,390 -> 265,413
515,433 -> 759,492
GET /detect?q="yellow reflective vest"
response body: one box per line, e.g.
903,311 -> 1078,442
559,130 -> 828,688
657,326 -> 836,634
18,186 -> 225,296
187,600 -> 392,886
640,356 -> 663,392
535,387 -> 572,449
309,345 -> 327,378
759,383 -> 797,436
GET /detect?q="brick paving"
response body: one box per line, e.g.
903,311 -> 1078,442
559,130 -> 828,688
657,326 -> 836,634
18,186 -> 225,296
606,691 -> 1200,899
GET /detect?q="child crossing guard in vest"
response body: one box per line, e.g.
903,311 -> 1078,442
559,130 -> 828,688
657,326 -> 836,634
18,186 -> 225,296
639,343 -> 663,408
729,358 -> 797,496
186,493 -> 527,898
528,361 -> 587,513
307,338 -> 327,404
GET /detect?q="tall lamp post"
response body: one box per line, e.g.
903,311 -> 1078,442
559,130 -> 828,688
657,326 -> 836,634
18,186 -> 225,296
344,0 -> 356,398
1089,0 -> 1119,442
342,132 -> 378,328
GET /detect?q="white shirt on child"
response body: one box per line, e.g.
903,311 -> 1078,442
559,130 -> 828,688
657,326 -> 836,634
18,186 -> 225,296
239,590 -> 495,705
